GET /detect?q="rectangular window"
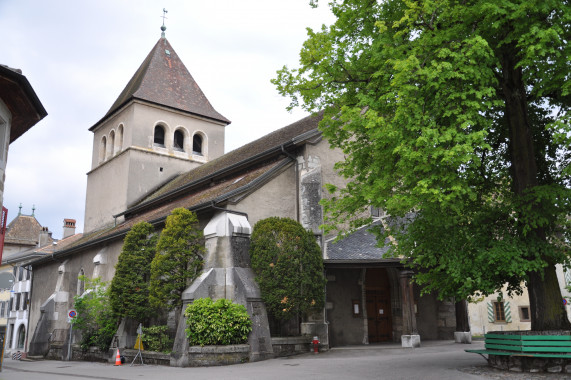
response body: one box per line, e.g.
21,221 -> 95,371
0,301 -> 5,317
494,302 -> 506,322
15,294 -> 20,311
25,266 -> 31,280
22,292 -> 28,311
9,297 -> 13,312
519,306 -> 531,322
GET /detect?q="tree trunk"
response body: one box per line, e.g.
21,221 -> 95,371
455,300 -> 470,332
500,45 -> 571,331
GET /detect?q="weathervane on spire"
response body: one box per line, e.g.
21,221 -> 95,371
161,8 -> 168,38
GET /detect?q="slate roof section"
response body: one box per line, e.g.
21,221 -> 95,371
4,214 -> 51,247
90,37 -> 229,130
326,221 -> 392,261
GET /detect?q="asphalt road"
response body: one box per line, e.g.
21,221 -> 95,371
2,340 -> 570,380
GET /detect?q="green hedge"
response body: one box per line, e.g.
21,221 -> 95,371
184,298 -> 252,346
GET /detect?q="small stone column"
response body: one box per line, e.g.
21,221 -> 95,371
400,270 -> 420,348
170,211 -> 273,367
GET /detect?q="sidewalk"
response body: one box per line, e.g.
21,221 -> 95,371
1,340 -> 566,380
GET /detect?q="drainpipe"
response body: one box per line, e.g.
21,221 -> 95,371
281,145 -> 299,222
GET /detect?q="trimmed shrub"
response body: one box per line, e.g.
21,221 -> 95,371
109,221 -> 157,324
250,217 -> 326,321
150,208 -> 204,311
141,325 -> 173,353
184,298 -> 252,346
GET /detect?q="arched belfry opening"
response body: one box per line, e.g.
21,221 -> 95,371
192,134 -> 203,155
154,125 -> 165,147
174,129 -> 185,151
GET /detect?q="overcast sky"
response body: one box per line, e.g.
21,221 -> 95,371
1,1 -> 334,239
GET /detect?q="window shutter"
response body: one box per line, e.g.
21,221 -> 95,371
487,302 -> 494,322
505,301 -> 512,322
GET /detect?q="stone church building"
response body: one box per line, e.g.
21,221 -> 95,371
26,31 -> 459,362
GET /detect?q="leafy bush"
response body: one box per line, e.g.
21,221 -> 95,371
250,217 -> 326,321
109,222 -> 157,324
184,298 -> 252,346
150,208 -> 204,311
141,325 -> 173,353
73,277 -> 118,352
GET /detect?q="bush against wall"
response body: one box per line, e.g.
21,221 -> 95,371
73,276 -> 117,352
109,222 -> 157,324
250,217 -> 326,321
149,208 -> 204,311
184,298 -> 252,346
141,325 -> 173,353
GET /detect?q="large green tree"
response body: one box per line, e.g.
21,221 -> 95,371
149,208 -> 204,311
109,221 -> 157,324
274,0 -> 570,330
250,217 -> 326,322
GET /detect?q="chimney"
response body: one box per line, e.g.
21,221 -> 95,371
38,227 -> 50,247
63,219 -> 76,239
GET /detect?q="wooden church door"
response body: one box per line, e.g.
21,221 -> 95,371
366,268 -> 392,342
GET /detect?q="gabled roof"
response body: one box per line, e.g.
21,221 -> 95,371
4,214 -> 50,247
326,221 -> 392,262
90,37 -> 229,130
0,64 -> 47,143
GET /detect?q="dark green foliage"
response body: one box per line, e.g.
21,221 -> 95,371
184,298 -> 252,346
149,208 -> 204,311
274,0 -> 570,330
109,222 -> 157,324
141,325 -> 173,353
250,217 -> 326,321
73,277 -> 118,352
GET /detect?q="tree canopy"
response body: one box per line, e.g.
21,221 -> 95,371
250,217 -> 326,321
149,208 -> 204,311
109,221 -> 157,324
274,0 -> 570,330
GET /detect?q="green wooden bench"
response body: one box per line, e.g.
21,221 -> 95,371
466,333 -> 571,360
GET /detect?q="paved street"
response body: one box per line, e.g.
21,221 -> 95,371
1,340 -> 571,380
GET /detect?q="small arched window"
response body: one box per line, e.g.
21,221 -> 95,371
109,130 -> 116,157
99,136 -> 107,163
193,134 -> 203,155
174,130 -> 185,151
154,125 -> 165,147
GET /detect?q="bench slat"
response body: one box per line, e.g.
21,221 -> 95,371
485,343 -> 523,351
522,341 -> 571,347
520,335 -> 571,341
484,333 -> 521,340
485,339 -> 522,346
521,346 -> 571,353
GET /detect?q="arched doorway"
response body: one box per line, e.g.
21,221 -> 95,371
16,324 -> 25,349
366,268 -> 392,342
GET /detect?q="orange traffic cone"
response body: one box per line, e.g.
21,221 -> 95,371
114,348 -> 122,366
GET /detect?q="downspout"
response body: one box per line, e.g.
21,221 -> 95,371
281,145 -> 299,222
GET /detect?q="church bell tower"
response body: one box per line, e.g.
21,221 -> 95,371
84,26 -> 230,232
